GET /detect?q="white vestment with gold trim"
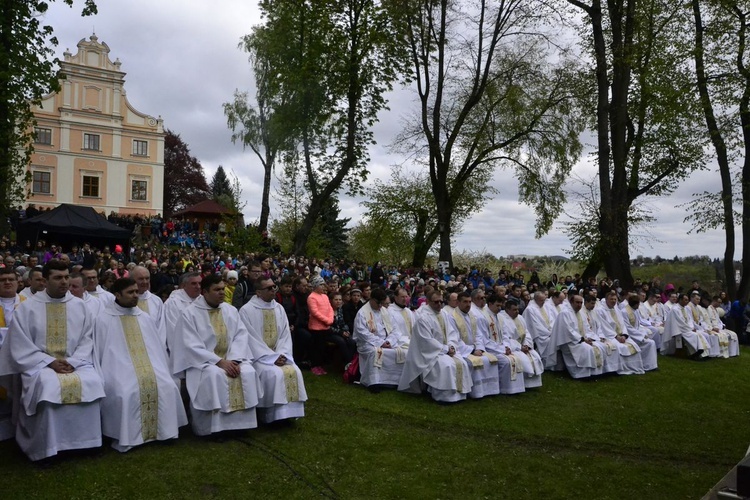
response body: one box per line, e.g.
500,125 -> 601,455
0,291 -> 104,460
240,296 -> 307,423
172,297 -> 260,435
94,302 -> 187,452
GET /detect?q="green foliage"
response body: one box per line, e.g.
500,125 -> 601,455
392,0 -> 585,264
249,0 -> 405,253
567,0 -> 707,280
0,0 -> 96,230
210,166 -> 233,201
162,130 -> 210,217
1,353 -> 748,498
348,218 -> 415,266
214,223 -> 264,255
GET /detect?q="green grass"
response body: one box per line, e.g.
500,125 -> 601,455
1,350 -> 749,499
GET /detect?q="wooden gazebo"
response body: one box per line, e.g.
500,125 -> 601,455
172,200 -> 237,232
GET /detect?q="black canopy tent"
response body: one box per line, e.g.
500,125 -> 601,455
17,204 -> 131,251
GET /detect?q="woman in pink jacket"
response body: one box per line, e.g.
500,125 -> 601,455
307,275 -> 333,375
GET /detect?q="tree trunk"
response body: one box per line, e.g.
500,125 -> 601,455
258,158 -> 271,233
692,0 -> 736,299
411,212 -> 432,268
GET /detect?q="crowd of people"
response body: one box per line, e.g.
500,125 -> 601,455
0,239 -> 743,461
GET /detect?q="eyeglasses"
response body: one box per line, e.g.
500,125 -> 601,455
259,285 -> 277,291
432,300 -> 444,304
250,269 -> 262,273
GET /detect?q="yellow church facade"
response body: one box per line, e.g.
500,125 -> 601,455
27,34 -> 164,216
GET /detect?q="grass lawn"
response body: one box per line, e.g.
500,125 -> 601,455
1,350 -> 749,499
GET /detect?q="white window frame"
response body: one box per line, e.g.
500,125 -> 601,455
31,169 -> 51,194
131,178 -> 148,202
81,171 -> 101,198
34,127 -> 52,145
132,139 -> 148,157
83,133 -> 100,151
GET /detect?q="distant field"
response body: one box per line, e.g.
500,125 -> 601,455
1,350 -> 747,499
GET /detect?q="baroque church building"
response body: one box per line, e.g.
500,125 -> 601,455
26,34 -> 165,216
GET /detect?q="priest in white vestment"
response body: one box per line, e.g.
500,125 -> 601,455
19,267 -> 45,299
708,296 -> 739,357
662,294 -> 709,358
0,260 -> 105,460
94,278 -> 187,452
639,292 -> 666,342
353,288 -> 406,387
164,272 -> 202,374
0,268 -> 25,440
398,290 -> 473,402
69,272 -> 103,318
172,275 -> 261,436
581,295 -> 620,374
595,292 -> 646,375
239,278 -> 307,423
82,268 -> 115,304
389,288 -> 414,349
550,294 -> 605,379
619,294 -> 658,370
131,266 -> 166,349
446,292 -> 500,398
499,299 -> 544,388
687,293 -> 720,357
523,292 -> 557,370
474,293 -> 525,395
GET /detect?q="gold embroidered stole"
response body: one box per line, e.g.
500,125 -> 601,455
436,313 -> 447,344
46,302 -> 82,404
137,300 -> 150,314
576,311 -> 585,336
280,365 -> 300,402
609,308 -> 623,335
0,296 -> 18,327
400,309 -> 412,337
261,310 -> 278,349
452,356 -> 464,393
119,315 -> 158,441
452,309 -> 476,344
513,317 -> 526,344
690,305 -> 700,323
539,305 -> 550,327
208,308 -> 245,411
261,309 -> 300,402
626,306 -> 636,327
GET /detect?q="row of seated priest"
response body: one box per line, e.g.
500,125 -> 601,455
0,261 -> 305,461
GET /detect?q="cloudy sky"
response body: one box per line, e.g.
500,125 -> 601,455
42,1 -> 741,259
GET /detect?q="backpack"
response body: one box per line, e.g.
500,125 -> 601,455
342,353 -> 360,384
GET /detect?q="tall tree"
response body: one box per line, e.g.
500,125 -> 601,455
251,0 -> 404,254
162,130 -> 210,217
567,0 -> 705,288
687,0 -> 750,300
393,0 -> 584,268
0,0 -> 96,230
223,24 -> 288,233
363,166 -> 496,267
210,165 -> 233,201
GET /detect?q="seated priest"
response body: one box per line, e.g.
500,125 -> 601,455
239,278 -> 307,423
0,259 -> 105,460
93,278 -> 187,452
398,290 -> 473,403
172,274 -> 262,436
